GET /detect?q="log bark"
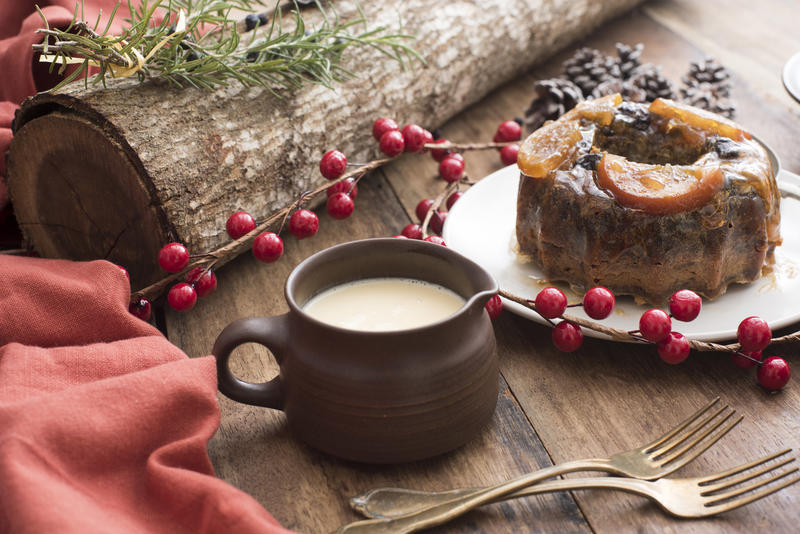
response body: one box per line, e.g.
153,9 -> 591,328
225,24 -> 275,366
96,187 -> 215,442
7,0 -> 642,287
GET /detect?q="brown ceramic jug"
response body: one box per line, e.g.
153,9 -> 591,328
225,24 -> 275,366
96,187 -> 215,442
211,238 -> 499,463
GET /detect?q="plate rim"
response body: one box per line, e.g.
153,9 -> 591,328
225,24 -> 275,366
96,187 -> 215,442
443,164 -> 800,343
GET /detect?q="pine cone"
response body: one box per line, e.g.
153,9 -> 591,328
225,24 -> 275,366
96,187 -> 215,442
562,47 -> 621,96
629,64 -> 676,101
524,78 -> 584,132
592,78 -> 647,103
681,82 -> 736,118
615,42 -> 644,80
683,57 -> 732,97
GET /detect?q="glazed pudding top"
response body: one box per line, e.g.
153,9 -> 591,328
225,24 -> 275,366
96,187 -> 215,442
516,95 -> 780,244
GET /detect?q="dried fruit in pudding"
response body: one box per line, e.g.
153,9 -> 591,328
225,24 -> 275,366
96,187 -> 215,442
515,94 -> 780,304
596,154 -> 723,215
650,98 -> 750,142
517,119 -> 583,178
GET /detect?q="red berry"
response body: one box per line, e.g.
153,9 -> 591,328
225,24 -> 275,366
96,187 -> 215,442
289,209 -> 319,239
421,128 -> 434,151
117,265 -> 129,280
445,152 -> 465,165
553,321 -> 583,352
158,242 -> 190,273
415,199 -> 435,222
401,223 -> 423,240
582,286 -> 615,320
669,289 -> 702,322
186,267 -> 217,298
737,316 -> 771,351
496,120 -> 522,142
439,155 -> 465,183
252,232 -> 283,263
129,298 -> 152,322
757,356 -> 790,390
372,117 -> 398,141
226,211 -> 256,239
485,294 -> 503,320
500,144 -> 519,166
534,287 -> 567,319
731,350 -> 763,369
424,236 -> 446,246
430,211 -> 447,235
326,192 -> 355,219
168,282 -> 197,312
657,332 -> 690,364
326,177 -> 358,199
320,149 -> 347,180
379,130 -> 405,156
446,191 -> 463,211
639,309 -> 671,343
401,124 -> 428,152
430,139 -> 452,162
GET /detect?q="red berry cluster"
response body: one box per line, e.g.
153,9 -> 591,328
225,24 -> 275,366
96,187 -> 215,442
493,119 -> 522,166
533,285 -> 790,391
151,242 -> 218,312
143,145 -> 370,313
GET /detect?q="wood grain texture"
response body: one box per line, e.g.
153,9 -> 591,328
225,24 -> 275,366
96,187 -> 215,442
7,0 -> 642,287
165,3 -> 800,533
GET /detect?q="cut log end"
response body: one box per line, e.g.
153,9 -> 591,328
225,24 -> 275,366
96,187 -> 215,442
8,111 -> 169,287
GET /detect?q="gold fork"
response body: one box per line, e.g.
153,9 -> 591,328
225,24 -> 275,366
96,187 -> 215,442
351,397 -> 739,520
334,450 -> 799,533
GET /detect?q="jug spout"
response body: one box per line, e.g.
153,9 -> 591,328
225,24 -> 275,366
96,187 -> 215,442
454,253 -> 499,313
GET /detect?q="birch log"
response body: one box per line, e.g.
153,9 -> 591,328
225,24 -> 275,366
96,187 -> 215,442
7,0 -> 642,287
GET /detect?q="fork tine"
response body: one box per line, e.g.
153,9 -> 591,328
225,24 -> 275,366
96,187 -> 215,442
701,457 -> 795,494
704,467 -> 800,511
644,397 -> 720,452
699,449 -> 793,484
648,403 -> 731,458
656,412 -> 741,466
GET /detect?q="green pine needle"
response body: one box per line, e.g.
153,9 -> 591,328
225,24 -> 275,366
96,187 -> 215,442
33,0 -> 422,93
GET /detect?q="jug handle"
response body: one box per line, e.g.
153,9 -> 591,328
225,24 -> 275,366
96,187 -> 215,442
212,314 -> 289,409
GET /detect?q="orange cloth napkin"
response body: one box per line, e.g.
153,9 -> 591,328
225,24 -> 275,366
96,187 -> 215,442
0,255 -> 296,533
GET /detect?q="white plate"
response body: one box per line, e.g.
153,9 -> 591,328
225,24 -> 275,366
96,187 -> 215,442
783,50 -> 800,104
443,165 -> 800,342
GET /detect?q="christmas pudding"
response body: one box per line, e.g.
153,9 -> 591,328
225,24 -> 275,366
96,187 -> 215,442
515,94 -> 781,304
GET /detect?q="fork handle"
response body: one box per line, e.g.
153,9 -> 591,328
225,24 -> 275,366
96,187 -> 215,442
350,459 -> 606,520
335,477 -> 658,534
336,459 -> 608,534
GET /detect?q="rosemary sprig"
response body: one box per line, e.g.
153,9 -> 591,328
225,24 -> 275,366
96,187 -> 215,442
33,0 -> 421,93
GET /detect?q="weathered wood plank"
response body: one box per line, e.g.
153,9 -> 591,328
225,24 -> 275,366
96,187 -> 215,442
644,0 -> 800,111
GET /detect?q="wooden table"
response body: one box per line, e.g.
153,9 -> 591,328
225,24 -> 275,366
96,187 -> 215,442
165,2 -> 800,532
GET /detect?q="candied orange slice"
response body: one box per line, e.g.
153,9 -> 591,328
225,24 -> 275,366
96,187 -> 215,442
574,93 -> 622,126
517,119 -> 583,178
650,98 -> 751,141
597,153 -> 724,215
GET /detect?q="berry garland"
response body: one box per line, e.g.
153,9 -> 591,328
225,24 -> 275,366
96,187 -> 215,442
125,116 -> 792,392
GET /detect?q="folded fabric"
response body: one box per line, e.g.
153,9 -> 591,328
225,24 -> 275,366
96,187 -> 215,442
0,255 -> 296,533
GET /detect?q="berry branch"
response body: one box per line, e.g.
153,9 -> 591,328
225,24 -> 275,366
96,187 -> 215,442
498,287 -> 790,391
131,156 -> 391,304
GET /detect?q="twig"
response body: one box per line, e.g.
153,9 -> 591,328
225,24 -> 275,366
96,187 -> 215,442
420,180 -> 460,238
132,157 -> 392,302
498,289 -> 746,352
